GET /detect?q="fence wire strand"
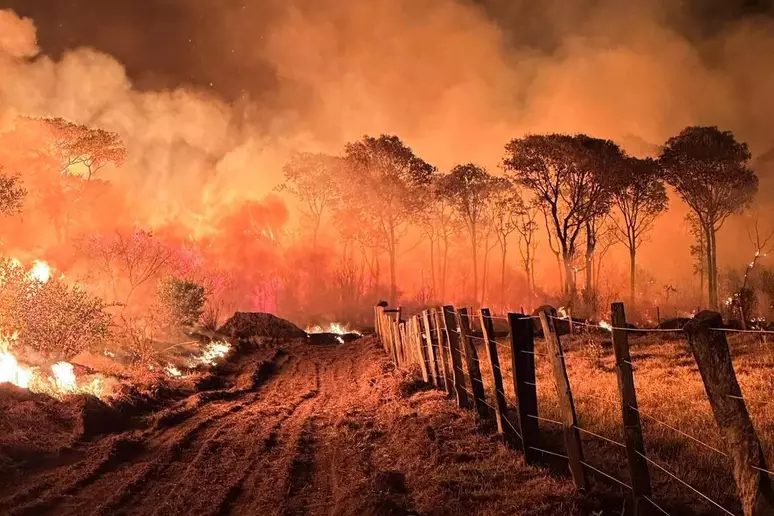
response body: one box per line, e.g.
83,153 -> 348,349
634,451 -> 736,516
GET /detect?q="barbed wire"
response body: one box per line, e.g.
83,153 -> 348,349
581,460 -> 632,491
633,451 -> 735,516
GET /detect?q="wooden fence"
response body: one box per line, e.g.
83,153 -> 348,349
373,303 -> 774,516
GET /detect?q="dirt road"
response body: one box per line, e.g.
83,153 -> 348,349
0,338 -> 580,515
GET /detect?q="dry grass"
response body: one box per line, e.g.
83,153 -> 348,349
471,328 -> 774,515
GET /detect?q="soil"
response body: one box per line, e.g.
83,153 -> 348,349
0,337 -> 581,516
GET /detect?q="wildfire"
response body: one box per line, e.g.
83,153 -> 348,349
29,260 -> 52,283
51,362 -> 76,391
0,350 -> 33,388
305,322 -> 361,335
0,348 -> 104,398
191,340 -> 231,367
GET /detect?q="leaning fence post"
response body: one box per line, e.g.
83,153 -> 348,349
412,317 -> 430,382
457,308 -> 490,421
442,305 -> 471,409
610,302 -> 652,514
433,307 -> 453,395
480,308 -> 517,446
539,310 -> 587,491
422,310 -> 440,387
684,311 -> 774,516
509,313 -> 541,464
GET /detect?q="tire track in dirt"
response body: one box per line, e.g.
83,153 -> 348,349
1,347 -> 292,515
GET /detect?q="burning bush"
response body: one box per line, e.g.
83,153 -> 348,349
14,279 -> 111,361
157,277 -> 206,328
0,259 -> 111,361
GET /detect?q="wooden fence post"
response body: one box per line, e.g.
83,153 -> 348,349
539,311 -> 587,490
611,302 -> 652,514
390,318 -> 401,366
509,313 -> 541,464
412,317 -> 430,382
442,305 -> 471,409
457,308 -> 490,421
684,311 -> 774,516
433,307 -> 453,396
480,308 -> 516,446
421,310 -> 440,387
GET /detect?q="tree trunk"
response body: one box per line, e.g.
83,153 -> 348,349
501,244 -> 507,311
585,222 -> 596,314
705,224 -> 718,310
629,247 -> 636,310
563,253 -> 576,303
388,225 -> 398,306
555,252 -> 564,295
429,236 -> 436,301
440,236 -> 449,301
471,225 -> 479,304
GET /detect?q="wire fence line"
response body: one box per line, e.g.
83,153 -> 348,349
375,304 -> 771,516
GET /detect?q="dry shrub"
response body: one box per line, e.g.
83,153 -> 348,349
0,259 -> 111,360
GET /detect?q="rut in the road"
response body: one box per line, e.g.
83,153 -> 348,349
1,338 -> 581,516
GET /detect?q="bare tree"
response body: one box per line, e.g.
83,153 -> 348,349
437,163 -> 498,303
516,202 -> 540,303
660,126 -> 758,309
488,178 -> 521,309
610,157 -> 668,308
342,135 -> 435,305
279,152 -> 342,249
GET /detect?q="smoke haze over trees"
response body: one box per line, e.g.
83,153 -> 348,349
0,2 -> 773,324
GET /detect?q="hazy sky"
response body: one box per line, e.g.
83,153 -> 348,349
2,0 -> 772,102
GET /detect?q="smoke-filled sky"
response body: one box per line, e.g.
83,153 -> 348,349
0,0 -> 773,309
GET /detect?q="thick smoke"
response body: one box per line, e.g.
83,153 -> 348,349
0,2 -> 772,316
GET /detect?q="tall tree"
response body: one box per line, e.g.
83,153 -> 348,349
660,126 -> 757,310
515,201 -> 540,304
488,178 -> 521,309
437,163 -> 498,303
342,135 -> 435,305
610,157 -> 668,308
503,134 -> 620,303
280,152 -> 342,249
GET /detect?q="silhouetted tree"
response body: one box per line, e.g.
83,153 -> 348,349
503,134 -> 620,304
610,157 -> 668,308
0,167 -> 25,216
280,152 -> 342,249
437,164 -> 498,303
44,118 -> 126,179
660,126 -> 758,309
515,200 -> 540,305
487,178 -> 522,309
342,135 -> 435,304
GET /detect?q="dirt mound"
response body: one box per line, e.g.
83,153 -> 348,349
217,312 -> 307,341
0,385 -> 122,467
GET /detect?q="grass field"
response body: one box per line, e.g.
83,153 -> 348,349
471,327 -> 773,515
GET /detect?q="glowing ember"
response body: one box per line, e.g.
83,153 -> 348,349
599,320 -> 613,332
165,364 -> 183,377
29,260 -> 52,283
0,351 -> 33,388
193,340 -> 231,366
305,322 -> 360,335
51,362 -> 76,392
557,306 -> 569,319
